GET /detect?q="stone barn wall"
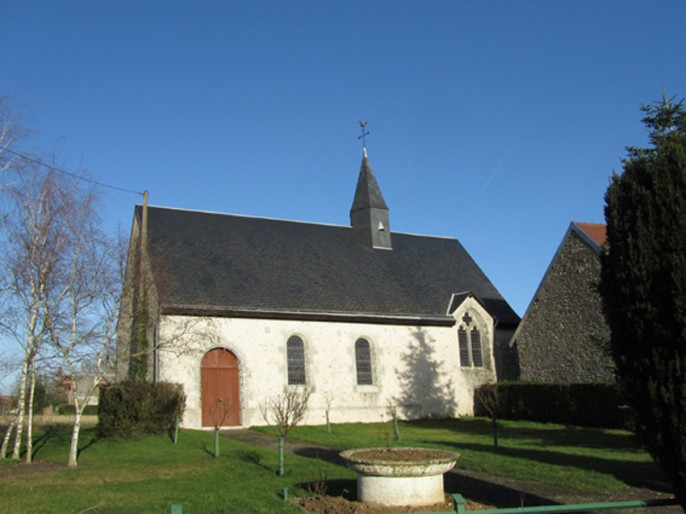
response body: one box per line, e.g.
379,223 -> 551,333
513,231 -> 614,383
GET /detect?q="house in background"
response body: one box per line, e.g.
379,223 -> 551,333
0,396 -> 14,415
116,149 -> 520,428
509,222 -> 614,383
58,368 -> 114,407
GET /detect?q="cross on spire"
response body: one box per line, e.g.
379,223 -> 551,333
358,121 -> 370,149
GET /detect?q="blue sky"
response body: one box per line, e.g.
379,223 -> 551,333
2,1 -> 685,390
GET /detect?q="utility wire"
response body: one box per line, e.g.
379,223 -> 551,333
0,144 -> 144,196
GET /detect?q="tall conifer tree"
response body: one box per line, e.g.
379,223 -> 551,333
601,94 -> 686,506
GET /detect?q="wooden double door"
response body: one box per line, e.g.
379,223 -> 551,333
201,348 -> 241,427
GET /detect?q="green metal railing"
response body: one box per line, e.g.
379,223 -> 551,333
172,491 -> 679,513
419,494 -> 681,514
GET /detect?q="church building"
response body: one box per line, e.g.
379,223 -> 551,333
116,149 -> 519,428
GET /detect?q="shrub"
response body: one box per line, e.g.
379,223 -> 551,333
97,382 -> 185,439
474,382 -> 627,428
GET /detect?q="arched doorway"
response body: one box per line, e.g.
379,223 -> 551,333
201,348 -> 240,427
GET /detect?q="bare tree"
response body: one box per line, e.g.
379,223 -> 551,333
323,391 -> 334,434
208,398 -> 231,458
0,96 -> 28,174
0,160 -> 122,466
474,382 -> 500,447
386,403 -> 401,442
0,97 -> 29,414
260,388 -> 311,476
0,419 -> 16,459
44,222 -> 123,467
0,163 -> 69,462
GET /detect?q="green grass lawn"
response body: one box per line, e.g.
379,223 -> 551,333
0,426 -> 351,514
257,418 -> 669,494
0,418 -> 670,513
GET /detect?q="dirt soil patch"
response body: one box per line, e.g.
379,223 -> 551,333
342,447 -> 457,462
292,494 -> 490,514
0,460 -> 67,478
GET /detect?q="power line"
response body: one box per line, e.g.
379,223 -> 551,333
0,144 -> 144,197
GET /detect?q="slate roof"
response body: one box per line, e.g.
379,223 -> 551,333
139,205 -> 519,325
351,149 -> 389,211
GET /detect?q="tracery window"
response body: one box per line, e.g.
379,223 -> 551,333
355,338 -> 373,385
287,336 -> 306,384
458,312 -> 484,368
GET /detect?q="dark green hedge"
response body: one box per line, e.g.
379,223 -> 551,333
97,382 -> 185,439
474,382 -> 629,429
58,404 -> 99,416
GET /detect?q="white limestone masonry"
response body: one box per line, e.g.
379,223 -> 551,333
157,294 -> 496,429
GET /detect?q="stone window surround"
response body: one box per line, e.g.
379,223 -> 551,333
354,337 -> 374,386
286,335 -> 307,385
456,309 -> 489,369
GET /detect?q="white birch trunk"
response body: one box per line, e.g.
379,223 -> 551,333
1,420 -> 16,459
11,355 -> 29,460
25,359 -> 36,463
12,298 -> 41,461
68,401 -> 81,467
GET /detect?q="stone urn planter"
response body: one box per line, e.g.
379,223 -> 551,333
339,447 -> 459,507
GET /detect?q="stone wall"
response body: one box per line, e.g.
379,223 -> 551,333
514,231 -> 614,383
157,295 -> 500,428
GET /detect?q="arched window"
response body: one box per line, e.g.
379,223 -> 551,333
471,327 -> 483,367
286,336 -> 306,385
458,327 -> 470,366
355,338 -> 373,385
458,312 -> 484,368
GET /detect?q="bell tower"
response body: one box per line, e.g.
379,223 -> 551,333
350,147 -> 392,250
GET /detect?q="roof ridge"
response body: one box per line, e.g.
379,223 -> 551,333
141,204 -> 352,229
571,221 -> 607,247
572,221 -> 606,226
141,204 -> 460,242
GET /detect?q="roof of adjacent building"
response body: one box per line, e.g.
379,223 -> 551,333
139,205 -> 519,325
573,222 -> 607,249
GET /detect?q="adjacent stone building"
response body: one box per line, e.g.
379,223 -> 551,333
510,222 -> 614,383
116,148 -> 520,428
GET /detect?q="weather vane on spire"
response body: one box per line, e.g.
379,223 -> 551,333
358,121 -> 370,149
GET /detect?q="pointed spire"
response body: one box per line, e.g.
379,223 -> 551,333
351,149 -> 389,212
350,148 -> 392,250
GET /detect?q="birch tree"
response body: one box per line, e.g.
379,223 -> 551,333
43,199 -> 123,467
1,163 -> 68,462
0,97 -> 25,456
0,96 -> 26,174
1,159 -> 121,466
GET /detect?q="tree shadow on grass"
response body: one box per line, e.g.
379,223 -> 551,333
76,435 -> 98,460
231,449 -> 278,474
200,442 -> 214,457
294,446 -> 345,466
445,470 -> 558,508
444,417 -> 642,452
28,424 -> 64,460
432,440 -> 672,494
